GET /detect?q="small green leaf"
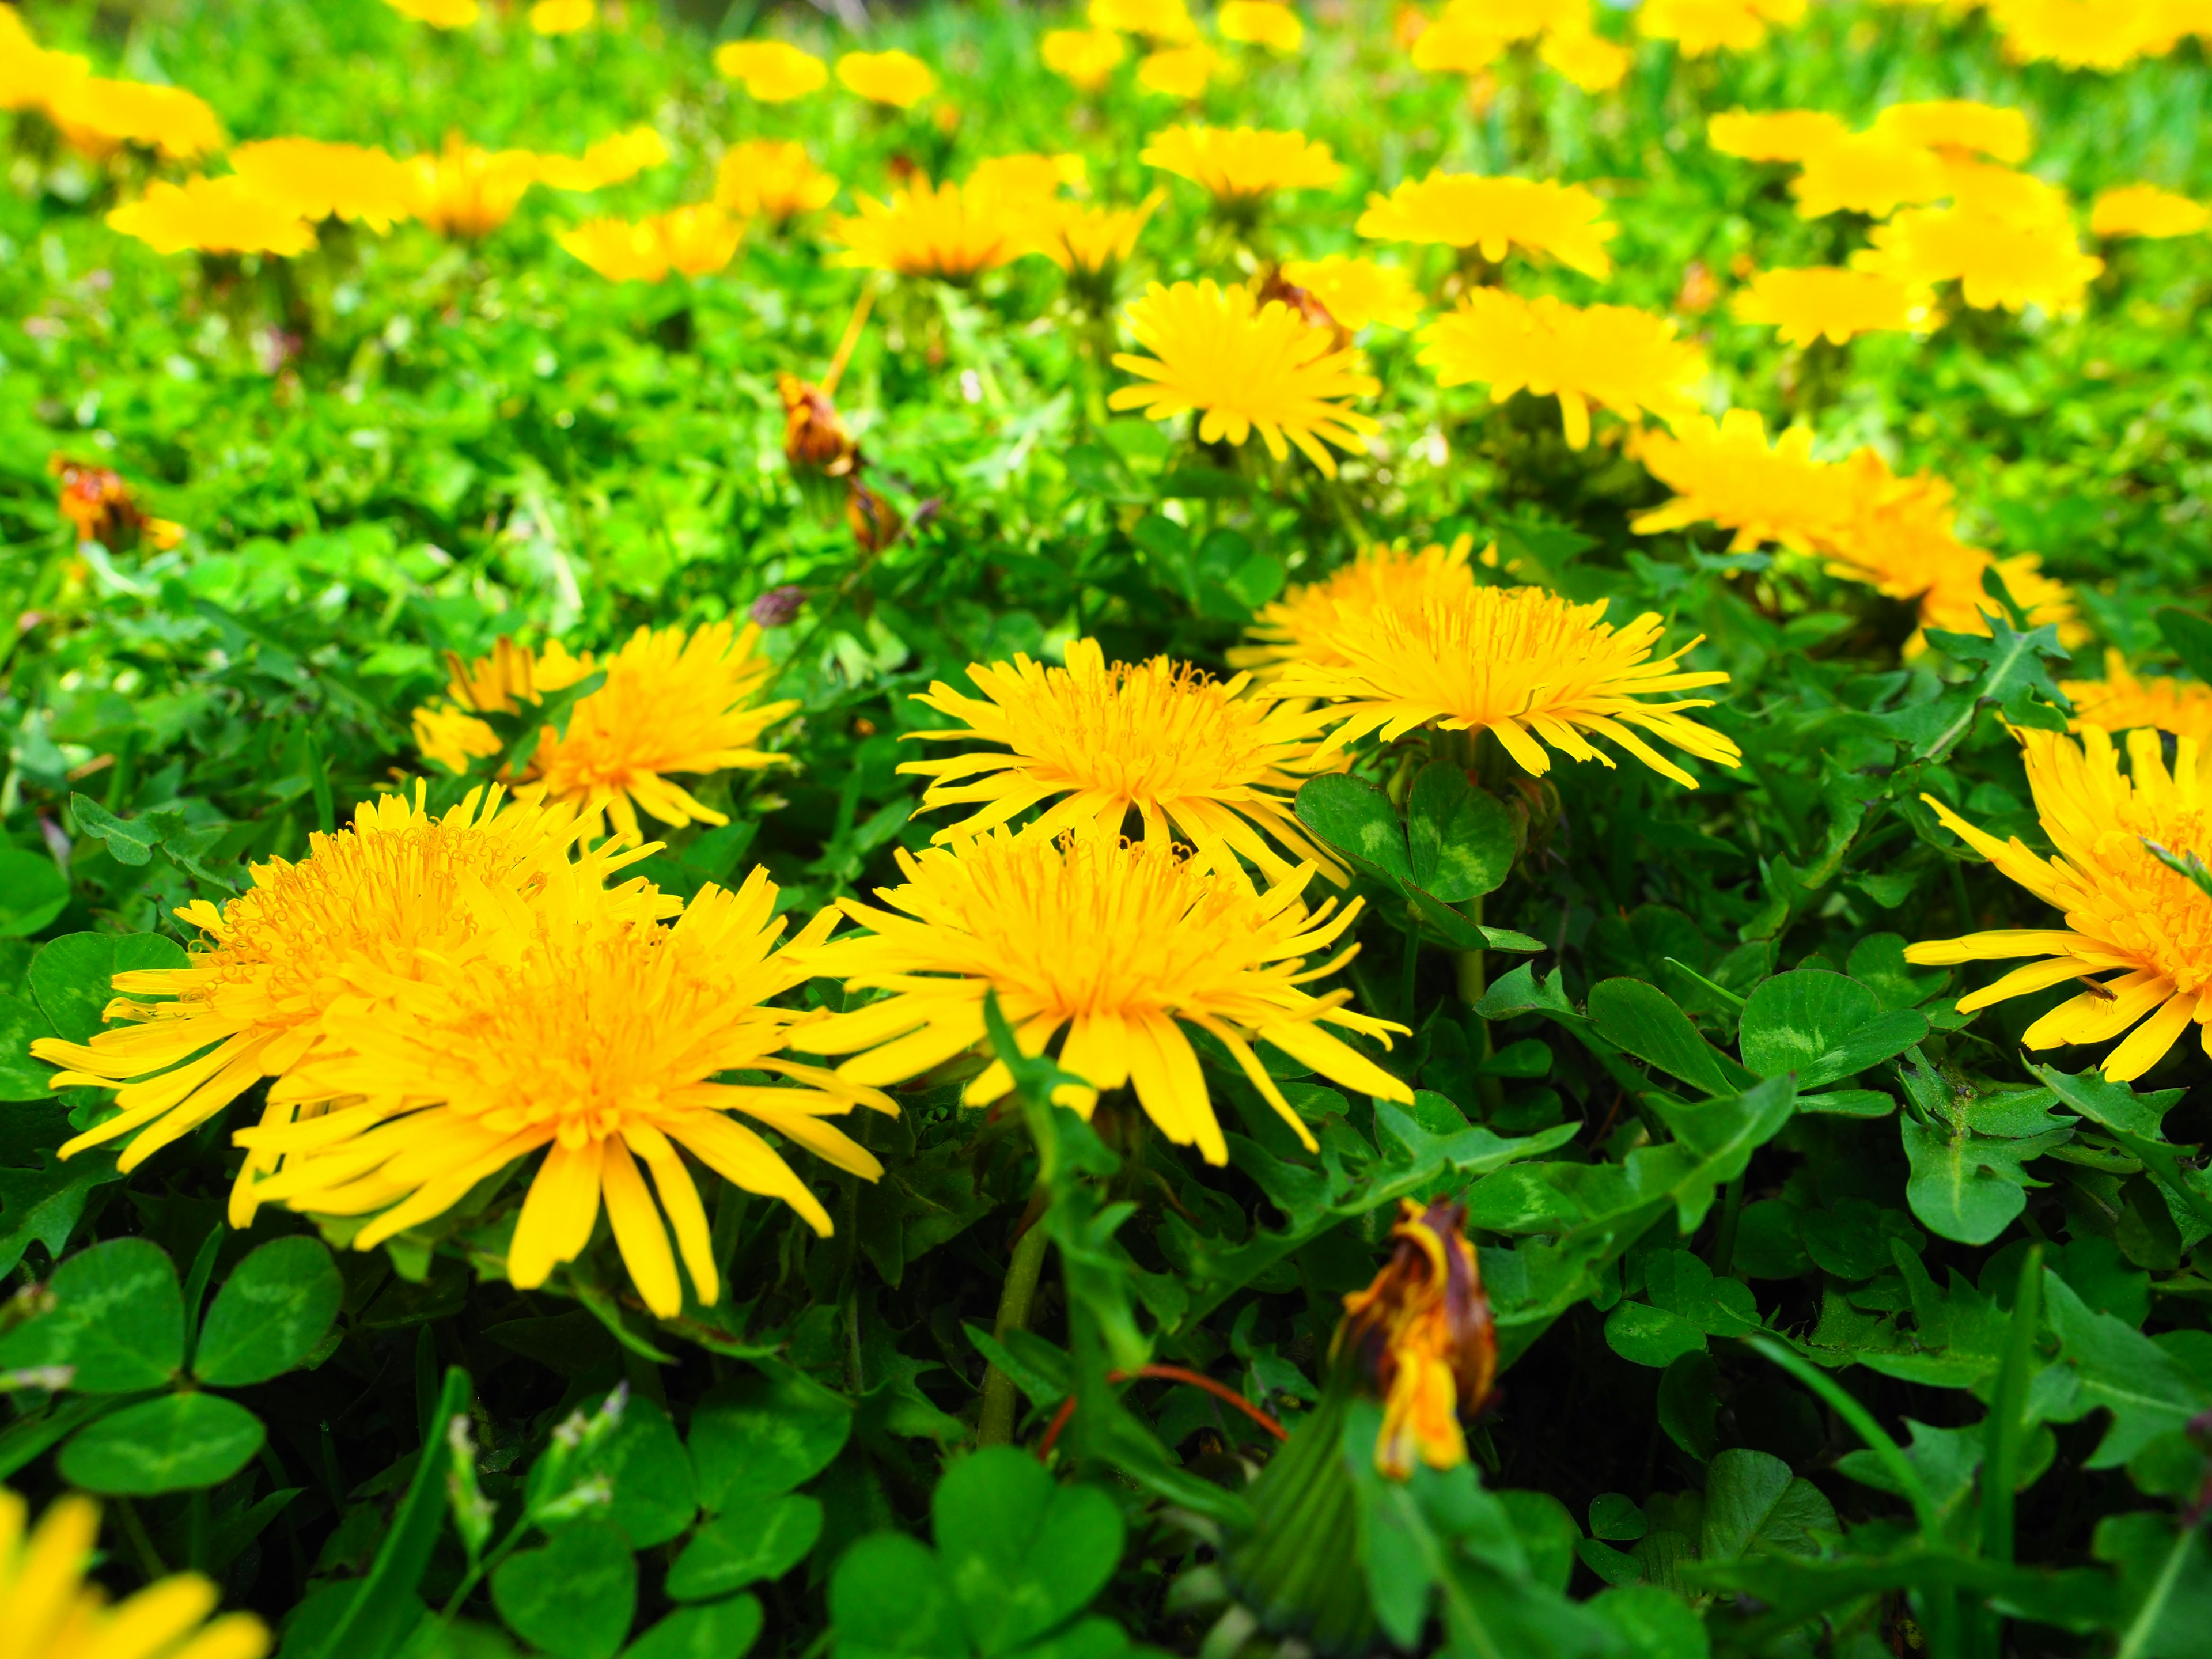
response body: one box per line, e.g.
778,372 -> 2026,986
28,933 -> 189,1046
665,1495 -> 822,1601
491,1518 -> 638,1659
0,991 -> 60,1101
0,851 -> 69,940
1604,1302 -> 1707,1369
1406,763 -> 1516,902
58,1392 -> 266,1494
579,1395 -> 697,1548
1739,972 -> 1928,1091
1589,1494 -> 1648,1543
67,794 -> 177,867
1293,774 -> 1414,886
1700,1448 -> 1838,1563
688,1369 -> 852,1512
830,1534 -> 965,1659
0,1236 -> 183,1391
1587,978 -> 1747,1098
194,1236 -> 343,1387
2156,607 -> 2212,685
623,1596 -> 763,1659
934,1446 -> 1125,1655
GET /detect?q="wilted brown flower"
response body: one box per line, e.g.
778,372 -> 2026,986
1336,1197 -> 1496,1478
846,477 -> 904,554
779,374 -> 858,478
48,455 -> 184,552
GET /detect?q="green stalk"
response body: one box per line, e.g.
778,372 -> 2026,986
976,1217 -> 1051,1448
1976,1247 -> 2044,1659
1709,1176 -> 1747,1279
2115,1520 -> 2206,1659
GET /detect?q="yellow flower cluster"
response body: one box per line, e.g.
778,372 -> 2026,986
2,7 -> 222,159
561,206 -> 745,282
1637,0 -> 1806,56
1037,0 -> 1307,99
1981,0 -> 2212,70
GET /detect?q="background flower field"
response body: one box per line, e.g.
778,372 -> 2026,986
5,2 -> 2212,1658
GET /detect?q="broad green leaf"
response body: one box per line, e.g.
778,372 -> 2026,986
1900,1112 -> 2072,1245
2156,607 -> 2212,685
0,851 -> 69,938
1294,774 -> 1414,885
1588,1494 -> 1647,1543
0,991 -> 60,1101
1647,1078 -> 1798,1233
27,933 -> 189,1045
831,1533 -> 967,1659
1587,978 -> 1748,1097
491,1519 -> 638,1659
1643,1249 -> 1762,1337
665,1495 -> 821,1601
1603,1302 -> 1706,1369
0,1152 -> 125,1279
1844,935 -> 1949,1013
67,794 -> 181,867
1738,971 -> 1927,1091
1699,1449 -> 1836,1563
689,1368 -> 853,1512
1588,1585 -> 1710,1659
575,1396 -> 696,1549
2040,1270 -> 2210,1469
934,1446 -> 1123,1656
0,1236 -> 183,1391
58,1392 -> 265,1494
194,1236 -> 343,1387
623,1596 -> 763,1659
1406,763 -> 1515,902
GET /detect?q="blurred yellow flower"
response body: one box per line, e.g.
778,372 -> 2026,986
0,1490 -> 270,1659
1540,24 -> 1631,90
1940,158 -> 2071,229
1707,107 -> 1849,162
969,151 -> 1088,204
1041,26 -> 1128,89
828,179 -> 1025,281
535,126 -> 670,191
408,134 -> 543,237
1142,123 -> 1342,204
1035,195 -> 1162,280
1872,98 -> 2032,162
1091,0 -> 1199,41
1438,0 -> 1586,39
1357,171 -> 1616,278
1733,265 -> 1927,345
1631,410 -> 1853,553
2092,183 -> 2209,239
229,138 -> 422,234
715,140 -> 839,222
0,6 -> 89,115
1637,0 -> 1806,55
1418,290 -> 1705,448
1111,279 -> 1381,475
1789,130 -> 1948,218
561,205 -> 744,282
529,0 -> 594,33
1138,42 -> 1221,96
1218,0 -> 1306,51
107,176 -> 318,257
1410,16 -> 1509,72
714,39 -> 828,100
837,49 -> 937,108
1279,255 -> 1425,330
2064,652 -> 2212,743
1984,0 -> 2192,70
44,77 -> 224,160
1230,537 -> 1480,678
382,0 -> 480,25
1856,206 -> 2104,312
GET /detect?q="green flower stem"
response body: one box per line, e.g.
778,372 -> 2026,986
976,1213 -> 1052,1448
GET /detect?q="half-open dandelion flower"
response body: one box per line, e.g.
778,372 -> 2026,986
1041,27 -> 1127,89
827,179 -> 1024,281
1357,171 -> 1616,279
2065,653 -> 2212,744
1218,0 -> 1305,51
798,832 -> 1412,1164
716,141 -> 839,223
232,869 -> 894,1317
1906,726 -> 2212,1081
1142,124 -> 1342,206
836,49 -> 937,108
1707,107 -> 1849,162
1631,410 -> 1854,554
714,39 -> 827,100
1872,98 -> 2033,163
1338,1198 -> 1496,1478
1276,584 -> 1741,789
1230,537 -> 1480,679
1732,265 -> 1926,347
2091,183 -> 2209,240
1035,195 -> 1161,284
1417,289 -> 1707,449
900,638 -> 1346,887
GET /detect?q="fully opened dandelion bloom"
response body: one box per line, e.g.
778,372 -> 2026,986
1631,411 -> 1854,554
828,180 -> 1025,281
1110,280 -> 1381,476
1707,107 -> 1849,162
50,455 -> 185,552
1984,0 -> 2186,70
1417,289 -> 1707,450
716,141 -> 839,223
1036,195 -> 1162,295
2064,653 -> 2212,744
1357,172 -> 1616,279
1230,537 -> 1479,679
1278,256 -> 1424,330
1041,26 -> 1127,89
408,135 -> 543,238
44,77 -> 223,160
2092,184 -> 2209,240
230,868 -> 893,1317
1789,131 -> 1948,218
1540,24 -> 1631,90
1218,0 -> 1306,51
1855,206 -> 2104,313
1277,584 -> 1741,789
1,1489 -> 270,1659
799,833 -> 1411,1164
1141,125 -> 1344,207
1137,44 -> 1219,97
1092,0 -> 1199,40
899,637 -> 1347,887
1872,99 -> 2033,163
107,177 -> 318,258
1410,14 -> 1509,72
31,785 -> 668,1217
1733,266 -> 1926,347
529,0 -> 595,35
836,50 -> 937,108
229,139 -> 422,234
1338,1198 -> 1497,1476
416,623 -> 799,844
1905,727 -> 2212,1081
714,39 -> 828,100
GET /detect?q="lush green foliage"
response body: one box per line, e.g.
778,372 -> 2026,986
5,3 -> 2212,1659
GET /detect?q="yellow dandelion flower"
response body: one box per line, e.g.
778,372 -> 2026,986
229,868 -> 893,1317
1279,256 -> 1425,331
1274,583 -> 1742,790
1438,0 -> 1586,40
29,784 -> 669,1219
1905,726 -> 2212,1081
1637,0 -> 1807,55
797,832 -> 1412,1164
836,49 -> 937,109
559,206 -> 744,283
1229,537 -> 1481,679
1137,43 -> 1222,96
1790,130 -> 1949,219
1540,24 -> 1631,91
382,0 -> 479,24
899,637 -> 1347,888
1091,0 -> 1199,41
0,1490 -> 269,1659
1041,27 -> 1128,89
715,141 -> 839,222
1410,15 -> 1509,72
1732,265 -> 1927,346
1356,171 -> 1616,279
1855,206 -> 2104,313
1035,194 -> 1162,282
1339,1198 -> 1497,1478
529,0 -> 594,33
1,7 -> 89,117
407,135 -> 544,238
228,139 -> 422,234
1985,0 -> 2181,70
106,177 -> 318,258
2064,652 -> 2212,743
827,179 -> 1025,281
1630,410 -> 1854,553
968,151 -> 1088,204
1416,289 -> 1707,450
415,623 -> 799,846
1925,549 -> 2082,645
1109,279 -> 1382,476
534,127 -> 670,192
1218,0 -> 1306,51
1141,124 -> 1343,206
1707,107 -> 1850,163
44,77 -> 223,161
2092,183 -> 2209,239
1872,99 -> 2033,163
714,39 -> 828,100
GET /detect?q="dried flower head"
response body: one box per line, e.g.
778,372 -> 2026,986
48,454 -> 185,552
1338,1198 -> 1497,1477
1357,171 -> 1616,278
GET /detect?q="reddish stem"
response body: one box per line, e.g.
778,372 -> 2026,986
1033,1364 -> 1289,1461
